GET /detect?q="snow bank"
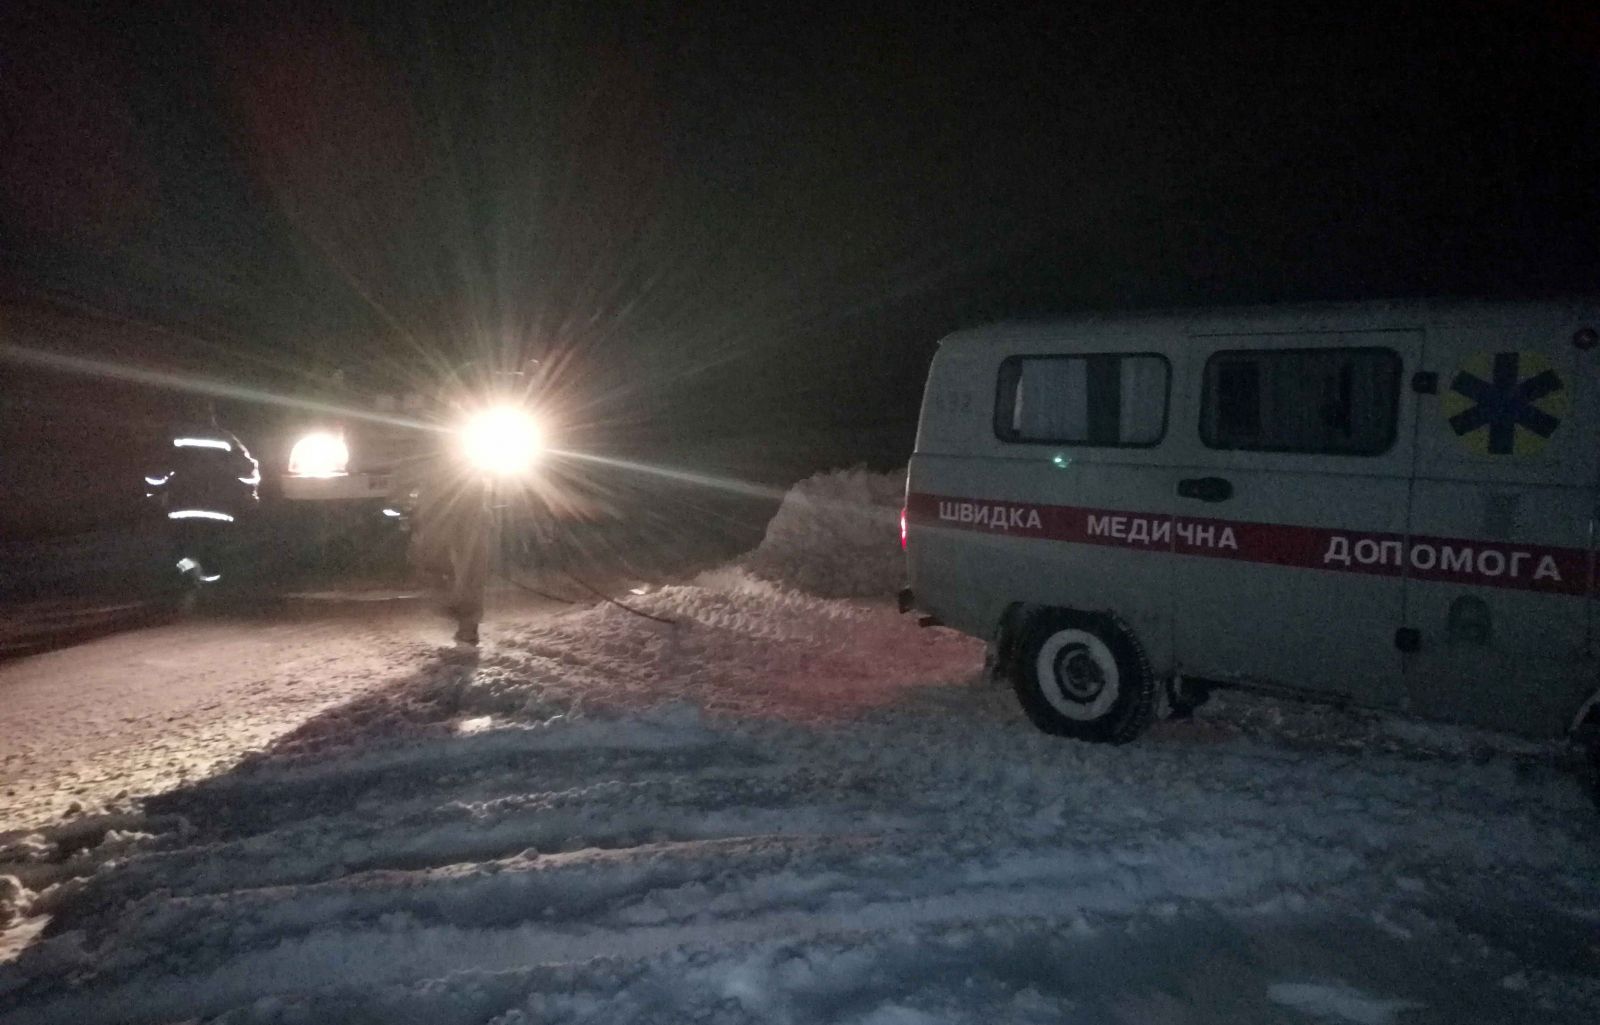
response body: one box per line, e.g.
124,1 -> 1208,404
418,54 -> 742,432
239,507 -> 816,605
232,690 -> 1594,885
459,569 -> 982,725
739,468 -> 905,599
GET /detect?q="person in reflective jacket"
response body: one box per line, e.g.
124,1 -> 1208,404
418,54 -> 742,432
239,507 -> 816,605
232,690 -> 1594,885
144,423 -> 260,587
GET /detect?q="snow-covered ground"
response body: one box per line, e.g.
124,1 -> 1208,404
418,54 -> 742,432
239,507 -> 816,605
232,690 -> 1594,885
0,598 -> 446,830
2,470 -> 1598,1023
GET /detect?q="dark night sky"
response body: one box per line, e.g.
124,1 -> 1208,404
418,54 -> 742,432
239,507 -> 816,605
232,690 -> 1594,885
3,0 -> 1599,457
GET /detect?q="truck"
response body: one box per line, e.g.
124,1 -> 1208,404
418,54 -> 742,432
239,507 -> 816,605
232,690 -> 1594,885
269,376 -> 429,570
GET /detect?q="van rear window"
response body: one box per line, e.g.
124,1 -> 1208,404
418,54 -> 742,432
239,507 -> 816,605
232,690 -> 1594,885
1199,347 -> 1401,455
994,354 -> 1169,446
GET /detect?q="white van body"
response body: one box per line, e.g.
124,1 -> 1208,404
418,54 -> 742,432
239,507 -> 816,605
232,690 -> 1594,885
905,299 -> 1599,741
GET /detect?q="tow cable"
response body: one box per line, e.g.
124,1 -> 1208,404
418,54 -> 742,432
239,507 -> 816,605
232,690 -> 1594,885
561,570 -> 678,626
499,571 -> 583,606
498,569 -> 678,627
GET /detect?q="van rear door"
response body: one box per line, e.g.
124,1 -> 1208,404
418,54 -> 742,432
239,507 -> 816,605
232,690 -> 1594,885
1402,307 -> 1598,735
1169,331 -> 1421,708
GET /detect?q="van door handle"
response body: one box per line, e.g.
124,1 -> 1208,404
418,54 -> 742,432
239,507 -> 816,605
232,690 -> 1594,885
1177,476 -> 1233,502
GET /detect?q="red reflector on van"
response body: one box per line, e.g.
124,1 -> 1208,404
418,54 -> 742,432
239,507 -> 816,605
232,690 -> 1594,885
900,507 -> 908,550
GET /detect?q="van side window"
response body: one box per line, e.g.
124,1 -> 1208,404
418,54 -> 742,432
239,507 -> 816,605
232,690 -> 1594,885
995,354 -> 1169,446
1199,348 -> 1401,455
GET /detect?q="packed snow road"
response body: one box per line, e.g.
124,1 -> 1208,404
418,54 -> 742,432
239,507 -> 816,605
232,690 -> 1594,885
2,471 -> 1598,1024
0,590 -> 563,830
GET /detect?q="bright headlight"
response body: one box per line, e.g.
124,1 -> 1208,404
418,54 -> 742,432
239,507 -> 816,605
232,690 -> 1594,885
461,406 -> 543,475
288,431 -> 350,478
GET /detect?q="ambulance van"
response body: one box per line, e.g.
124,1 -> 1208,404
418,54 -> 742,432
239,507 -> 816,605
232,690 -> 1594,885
903,299 -> 1599,747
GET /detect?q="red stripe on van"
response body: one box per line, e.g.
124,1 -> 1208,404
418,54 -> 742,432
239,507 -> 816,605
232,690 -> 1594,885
904,492 -> 1592,597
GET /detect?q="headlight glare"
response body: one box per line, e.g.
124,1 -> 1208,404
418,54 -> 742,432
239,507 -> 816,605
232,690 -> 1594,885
288,431 -> 350,478
462,406 -> 542,476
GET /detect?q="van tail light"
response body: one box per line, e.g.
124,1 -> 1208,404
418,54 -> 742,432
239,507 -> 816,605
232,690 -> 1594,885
900,507 -> 908,550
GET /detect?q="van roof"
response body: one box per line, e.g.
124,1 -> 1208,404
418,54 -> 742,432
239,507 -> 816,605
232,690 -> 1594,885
938,296 -> 1600,348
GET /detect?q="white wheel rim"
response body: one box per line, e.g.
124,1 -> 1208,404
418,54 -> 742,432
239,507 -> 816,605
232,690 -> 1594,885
1035,628 -> 1120,721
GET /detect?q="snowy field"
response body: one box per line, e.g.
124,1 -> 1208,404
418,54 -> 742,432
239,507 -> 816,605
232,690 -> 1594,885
2,470 -> 1599,1023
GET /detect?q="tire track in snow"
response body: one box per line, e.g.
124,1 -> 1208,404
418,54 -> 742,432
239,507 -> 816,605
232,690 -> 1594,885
2,828 -> 1359,1025
5,723 -> 1369,1024
84,763 -> 919,913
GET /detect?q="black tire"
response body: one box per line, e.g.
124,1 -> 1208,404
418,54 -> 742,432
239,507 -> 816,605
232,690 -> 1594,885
1012,609 -> 1157,744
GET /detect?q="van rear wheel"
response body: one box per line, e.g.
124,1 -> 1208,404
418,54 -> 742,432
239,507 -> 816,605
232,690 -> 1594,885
1013,611 -> 1156,744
